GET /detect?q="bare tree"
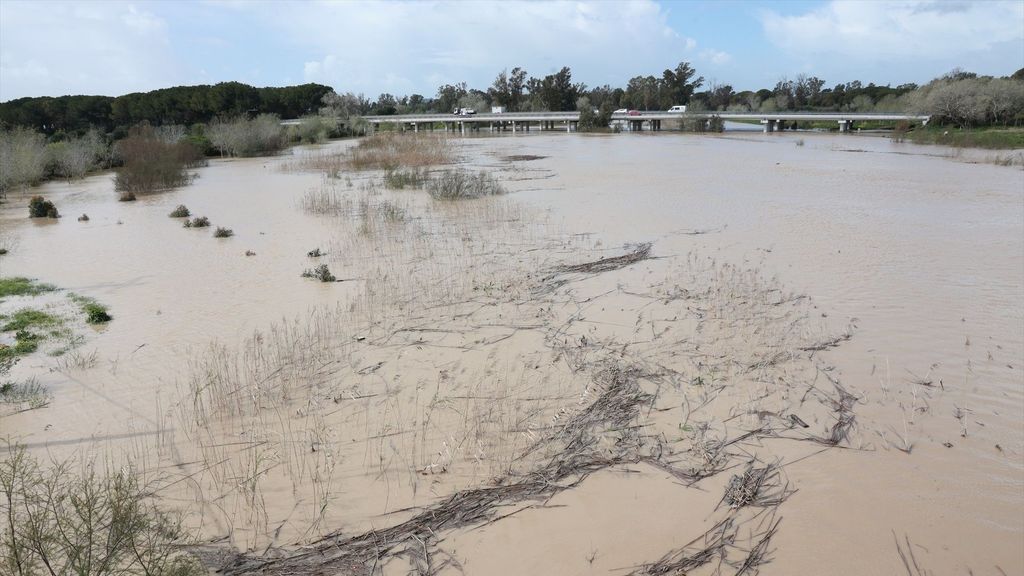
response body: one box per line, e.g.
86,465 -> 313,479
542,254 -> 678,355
0,127 -> 48,195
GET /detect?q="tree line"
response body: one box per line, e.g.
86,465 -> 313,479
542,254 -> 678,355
0,82 -> 333,137
330,64 -> 1023,130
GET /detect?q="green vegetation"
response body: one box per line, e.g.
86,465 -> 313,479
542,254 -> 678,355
301,264 -> 336,282
184,216 -> 210,228
169,204 -> 190,218
0,442 -> 203,576
0,330 -> 42,362
426,170 -> 506,200
213,227 -> 234,238
0,81 -> 331,136
28,196 -> 59,218
1,309 -> 59,332
905,126 -> 1024,149
0,277 -> 56,300
69,294 -> 113,324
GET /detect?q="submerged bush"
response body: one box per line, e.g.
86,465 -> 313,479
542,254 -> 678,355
77,213 -> 89,222
169,204 -> 190,218
83,302 -> 112,324
207,114 -> 287,157
0,127 -> 48,195
114,123 -> 202,194
426,170 -> 506,200
213,227 -> 234,238
0,443 -> 202,576
184,216 -> 210,228
28,196 -> 59,218
383,167 -> 428,189
118,190 -> 136,202
301,264 -> 336,282
49,129 -> 108,180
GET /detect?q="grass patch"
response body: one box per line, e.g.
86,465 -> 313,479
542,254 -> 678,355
213,227 -> 234,238
169,204 -> 190,218
383,168 -> 428,189
426,170 -> 506,200
0,277 -> 56,300
0,377 -> 49,409
69,293 -> 113,324
0,331 -> 41,362
906,127 -> 1024,150
1,308 -> 59,332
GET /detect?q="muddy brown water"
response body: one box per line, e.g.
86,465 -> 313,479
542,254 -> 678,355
1,132 -> 1021,574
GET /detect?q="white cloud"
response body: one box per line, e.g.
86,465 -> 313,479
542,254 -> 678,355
700,49 -> 732,66
0,1 -> 180,100
761,1 -> 1023,63
268,0 -> 698,95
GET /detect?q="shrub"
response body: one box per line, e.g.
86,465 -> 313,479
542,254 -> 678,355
213,227 -> 234,238
0,443 -> 202,576
307,247 -> 324,257
114,123 -> 200,194
77,214 -> 89,221
0,127 -> 48,195
28,196 -> 59,218
289,115 -> 335,144
49,129 -> 107,180
184,216 -> 210,228
301,264 -> 336,282
207,114 -> 287,157
169,204 -> 190,218
118,190 -> 136,202
426,170 -> 506,200
83,302 -> 112,324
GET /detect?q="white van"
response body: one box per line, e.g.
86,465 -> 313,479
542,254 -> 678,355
668,105 -> 687,113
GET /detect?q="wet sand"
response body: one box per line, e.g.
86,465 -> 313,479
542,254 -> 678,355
1,130 -> 1021,574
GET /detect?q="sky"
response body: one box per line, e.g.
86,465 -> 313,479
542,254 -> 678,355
1,0 -> 1022,102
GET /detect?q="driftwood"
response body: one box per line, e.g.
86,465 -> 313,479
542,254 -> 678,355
556,242 -> 652,274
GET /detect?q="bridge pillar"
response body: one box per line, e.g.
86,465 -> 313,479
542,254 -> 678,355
761,119 -> 775,133
512,121 -> 516,134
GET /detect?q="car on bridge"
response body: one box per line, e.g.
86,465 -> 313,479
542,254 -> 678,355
668,105 -> 687,113
453,108 -> 476,116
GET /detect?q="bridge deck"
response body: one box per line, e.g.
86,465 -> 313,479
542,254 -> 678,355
363,111 -> 930,124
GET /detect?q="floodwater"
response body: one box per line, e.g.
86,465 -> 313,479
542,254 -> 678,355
1,130 -> 1021,575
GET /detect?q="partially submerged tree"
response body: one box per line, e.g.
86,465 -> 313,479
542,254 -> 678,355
0,127 -> 48,196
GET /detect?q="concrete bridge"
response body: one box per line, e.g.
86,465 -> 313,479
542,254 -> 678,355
361,111 -> 931,134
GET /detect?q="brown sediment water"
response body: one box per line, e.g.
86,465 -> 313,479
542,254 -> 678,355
0,131 -> 1020,575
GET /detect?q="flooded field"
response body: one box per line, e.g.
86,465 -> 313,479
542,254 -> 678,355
1,131 -> 1021,575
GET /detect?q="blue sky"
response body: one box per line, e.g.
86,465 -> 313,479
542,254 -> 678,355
1,0 -> 1021,102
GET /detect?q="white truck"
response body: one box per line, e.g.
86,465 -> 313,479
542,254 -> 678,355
668,105 -> 687,113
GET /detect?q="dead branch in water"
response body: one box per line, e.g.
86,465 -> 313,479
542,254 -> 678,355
555,242 -> 653,275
